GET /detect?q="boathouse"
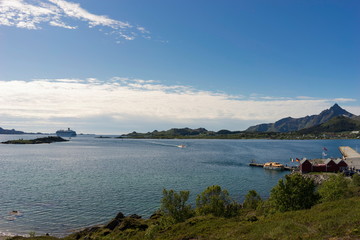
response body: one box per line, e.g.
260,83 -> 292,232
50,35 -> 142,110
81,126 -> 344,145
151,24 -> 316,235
299,158 -> 348,173
299,159 -> 312,173
324,159 -> 338,172
334,159 -> 348,171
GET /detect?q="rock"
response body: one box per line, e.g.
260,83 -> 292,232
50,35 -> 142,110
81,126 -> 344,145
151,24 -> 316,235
105,212 -> 125,230
115,212 -> 125,220
129,214 -> 141,219
150,212 -> 162,220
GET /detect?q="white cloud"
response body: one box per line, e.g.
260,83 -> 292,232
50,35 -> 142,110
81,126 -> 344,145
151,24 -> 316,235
0,0 -> 148,40
332,98 -> 356,102
0,77 -> 358,134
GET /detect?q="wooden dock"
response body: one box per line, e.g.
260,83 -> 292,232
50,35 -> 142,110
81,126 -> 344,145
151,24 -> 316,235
249,162 -> 297,171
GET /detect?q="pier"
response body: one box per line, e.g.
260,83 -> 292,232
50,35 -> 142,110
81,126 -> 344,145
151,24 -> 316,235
249,162 -> 297,171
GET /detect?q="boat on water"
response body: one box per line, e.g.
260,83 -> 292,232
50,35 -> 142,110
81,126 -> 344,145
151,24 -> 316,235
263,162 -> 284,170
56,128 -> 77,138
177,144 -> 186,148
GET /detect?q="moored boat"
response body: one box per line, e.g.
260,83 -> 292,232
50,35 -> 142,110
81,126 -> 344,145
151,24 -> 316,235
263,162 -> 284,170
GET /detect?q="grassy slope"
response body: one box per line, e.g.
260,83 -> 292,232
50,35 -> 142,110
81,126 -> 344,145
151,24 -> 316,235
12,197 -> 360,240
156,197 -> 360,240
299,116 -> 360,134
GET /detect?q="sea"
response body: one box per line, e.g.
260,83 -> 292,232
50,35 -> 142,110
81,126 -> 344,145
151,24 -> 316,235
0,134 -> 359,237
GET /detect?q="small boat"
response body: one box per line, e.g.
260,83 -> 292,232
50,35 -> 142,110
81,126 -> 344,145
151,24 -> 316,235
177,144 -> 186,148
263,162 -> 284,170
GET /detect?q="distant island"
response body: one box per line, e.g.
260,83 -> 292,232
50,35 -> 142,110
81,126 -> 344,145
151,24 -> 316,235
121,104 -> 360,140
1,136 -> 68,144
0,127 -> 25,134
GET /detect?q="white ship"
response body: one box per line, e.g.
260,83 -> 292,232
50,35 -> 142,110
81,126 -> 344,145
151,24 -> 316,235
56,128 -> 77,137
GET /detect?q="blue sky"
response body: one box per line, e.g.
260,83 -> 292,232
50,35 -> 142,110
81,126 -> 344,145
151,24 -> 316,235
0,0 -> 359,134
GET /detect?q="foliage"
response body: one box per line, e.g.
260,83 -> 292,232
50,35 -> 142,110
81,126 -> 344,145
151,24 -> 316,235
196,185 -> 240,217
318,174 -> 351,202
243,190 -> 262,210
270,173 -> 319,212
352,173 -> 360,187
160,189 -> 193,222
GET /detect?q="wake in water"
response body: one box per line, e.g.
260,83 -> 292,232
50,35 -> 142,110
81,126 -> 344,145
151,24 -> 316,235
146,141 -> 186,148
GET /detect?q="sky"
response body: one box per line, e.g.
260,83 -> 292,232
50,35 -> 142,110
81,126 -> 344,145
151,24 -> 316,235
0,0 -> 359,134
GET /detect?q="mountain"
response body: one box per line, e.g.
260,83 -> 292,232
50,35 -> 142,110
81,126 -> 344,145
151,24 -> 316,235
298,116 -> 360,134
246,104 -> 356,132
0,127 -> 25,134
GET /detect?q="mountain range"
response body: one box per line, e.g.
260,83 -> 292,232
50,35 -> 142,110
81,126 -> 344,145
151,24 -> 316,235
2,104 -> 359,136
245,104 -> 357,132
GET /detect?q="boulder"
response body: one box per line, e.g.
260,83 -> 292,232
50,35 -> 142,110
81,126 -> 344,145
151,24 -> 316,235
105,212 -> 125,230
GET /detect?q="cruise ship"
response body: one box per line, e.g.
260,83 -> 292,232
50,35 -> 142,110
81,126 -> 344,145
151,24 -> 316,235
56,128 -> 77,138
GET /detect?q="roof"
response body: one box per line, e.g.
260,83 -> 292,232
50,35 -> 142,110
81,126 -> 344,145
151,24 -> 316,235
300,159 -> 310,164
334,159 -> 346,164
324,158 -> 336,164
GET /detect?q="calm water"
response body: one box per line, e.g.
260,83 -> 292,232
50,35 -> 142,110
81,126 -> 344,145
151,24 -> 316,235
0,135 -> 359,236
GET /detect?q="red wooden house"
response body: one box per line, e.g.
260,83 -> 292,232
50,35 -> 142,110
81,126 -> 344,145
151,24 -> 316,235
299,158 -> 348,173
299,159 -> 312,173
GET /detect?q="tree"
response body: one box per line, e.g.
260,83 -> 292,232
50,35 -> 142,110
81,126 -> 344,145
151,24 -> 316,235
243,190 -> 262,210
270,173 -> 319,212
160,189 -> 193,222
318,174 -> 351,202
196,185 -> 239,217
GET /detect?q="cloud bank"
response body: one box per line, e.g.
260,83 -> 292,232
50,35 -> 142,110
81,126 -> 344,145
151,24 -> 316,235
0,78 -> 358,134
0,0 -> 148,40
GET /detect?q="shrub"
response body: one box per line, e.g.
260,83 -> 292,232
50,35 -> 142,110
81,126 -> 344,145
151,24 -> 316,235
243,190 -> 262,210
352,173 -> 360,187
318,174 -> 351,202
270,173 -> 319,212
196,185 -> 240,217
160,189 -> 194,222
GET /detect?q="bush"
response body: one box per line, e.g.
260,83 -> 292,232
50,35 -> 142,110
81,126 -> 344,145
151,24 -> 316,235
318,174 -> 351,202
352,173 -> 360,187
243,190 -> 262,210
160,189 -> 194,222
270,173 -> 319,212
196,185 -> 240,217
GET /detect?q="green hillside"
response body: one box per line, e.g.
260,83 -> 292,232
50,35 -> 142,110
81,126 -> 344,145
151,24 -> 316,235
299,116 -> 360,134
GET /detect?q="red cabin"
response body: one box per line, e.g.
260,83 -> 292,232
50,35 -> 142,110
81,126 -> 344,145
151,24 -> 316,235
312,164 -> 326,172
325,159 -> 339,172
335,159 -> 348,171
300,159 -> 312,173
